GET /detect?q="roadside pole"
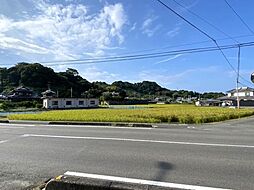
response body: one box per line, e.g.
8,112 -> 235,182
236,46 -> 240,109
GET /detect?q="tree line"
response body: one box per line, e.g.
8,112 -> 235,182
0,63 -> 225,101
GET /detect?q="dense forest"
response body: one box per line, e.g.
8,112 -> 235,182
0,63 -> 224,101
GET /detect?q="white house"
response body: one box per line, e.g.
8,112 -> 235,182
227,87 -> 254,97
43,98 -> 99,109
218,87 -> 254,107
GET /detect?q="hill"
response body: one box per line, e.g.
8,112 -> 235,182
0,63 -> 224,100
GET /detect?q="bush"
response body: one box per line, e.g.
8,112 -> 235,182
0,100 -> 39,110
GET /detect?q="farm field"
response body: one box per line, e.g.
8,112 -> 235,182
7,104 -> 254,124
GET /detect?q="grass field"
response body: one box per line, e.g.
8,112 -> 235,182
7,104 -> 254,124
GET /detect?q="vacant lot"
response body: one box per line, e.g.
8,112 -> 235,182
7,104 -> 254,124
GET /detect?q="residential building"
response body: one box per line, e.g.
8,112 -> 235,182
7,86 -> 39,101
218,87 -> 254,107
195,99 -> 222,107
42,98 -> 99,109
41,89 -> 57,98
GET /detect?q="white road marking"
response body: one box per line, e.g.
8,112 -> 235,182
64,171 -> 231,190
0,123 -> 34,127
23,134 -> 254,148
0,140 -> 8,144
0,135 -> 28,144
0,123 -> 152,130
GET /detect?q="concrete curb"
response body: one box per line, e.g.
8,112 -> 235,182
45,175 -> 183,190
9,120 -> 49,125
0,120 -> 9,123
6,120 -> 189,128
48,121 -> 154,128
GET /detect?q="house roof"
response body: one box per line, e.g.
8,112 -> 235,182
12,86 -> 33,93
226,87 -> 254,93
217,96 -> 254,101
42,89 -> 56,95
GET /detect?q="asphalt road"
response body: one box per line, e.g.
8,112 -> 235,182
0,117 -> 254,190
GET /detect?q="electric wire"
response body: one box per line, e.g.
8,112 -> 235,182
1,41 -> 254,67
171,0 -> 239,43
42,41 -> 254,66
156,0 -> 252,85
224,0 -> 254,35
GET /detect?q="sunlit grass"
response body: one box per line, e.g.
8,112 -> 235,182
8,104 -> 254,124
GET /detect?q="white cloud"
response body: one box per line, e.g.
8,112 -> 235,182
0,1 -> 127,61
141,15 -> 160,37
129,22 -> 136,32
139,66 -> 219,86
166,26 -> 180,38
0,15 -> 13,32
154,54 -> 182,64
0,34 -> 50,54
80,66 -> 120,83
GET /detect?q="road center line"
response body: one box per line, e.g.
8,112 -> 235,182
0,135 -> 26,144
23,134 -> 254,148
64,171 -> 231,190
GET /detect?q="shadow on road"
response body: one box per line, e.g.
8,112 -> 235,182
153,161 -> 174,181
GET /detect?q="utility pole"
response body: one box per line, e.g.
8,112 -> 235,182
236,46 -> 241,109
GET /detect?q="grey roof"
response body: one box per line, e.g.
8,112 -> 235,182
42,89 -> 56,95
217,96 -> 254,101
13,86 -> 33,92
226,87 -> 254,93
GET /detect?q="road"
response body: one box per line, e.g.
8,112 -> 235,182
0,117 -> 254,190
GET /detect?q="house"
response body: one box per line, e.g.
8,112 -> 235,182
41,89 -> 56,98
42,98 -> 99,109
195,99 -> 222,107
217,87 -> 254,107
7,86 -> 39,101
41,89 -> 99,109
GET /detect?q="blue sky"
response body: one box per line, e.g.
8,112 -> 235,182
0,0 -> 254,92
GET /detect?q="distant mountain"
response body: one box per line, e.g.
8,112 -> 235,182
0,63 -> 225,100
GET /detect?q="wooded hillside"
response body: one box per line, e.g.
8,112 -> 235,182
0,63 -> 224,100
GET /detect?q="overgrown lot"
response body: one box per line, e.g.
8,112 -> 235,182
8,104 -> 254,124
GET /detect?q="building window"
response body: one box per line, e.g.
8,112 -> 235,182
52,101 -> 58,106
246,92 -> 250,96
66,101 -> 72,105
90,100 -> 95,105
79,101 -> 84,105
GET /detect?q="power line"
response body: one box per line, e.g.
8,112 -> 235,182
156,0 -> 253,87
1,34 -> 254,68
156,0 -> 214,40
1,41 -> 253,66
238,81 -> 254,88
239,75 -> 254,87
224,0 -> 254,35
2,41 -> 254,67
171,0 -> 239,43
156,0 -> 237,74
42,41 -> 254,66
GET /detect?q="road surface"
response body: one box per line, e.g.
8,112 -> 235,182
0,117 -> 253,190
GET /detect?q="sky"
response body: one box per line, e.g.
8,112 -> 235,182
0,0 -> 254,92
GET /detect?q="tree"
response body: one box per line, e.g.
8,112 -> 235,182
66,68 -> 79,76
0,67 -> 7,92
